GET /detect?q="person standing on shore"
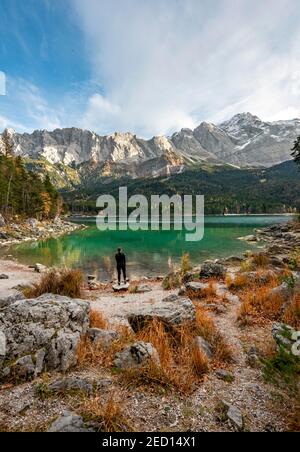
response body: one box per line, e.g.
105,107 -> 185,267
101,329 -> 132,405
115,248 -> 127,285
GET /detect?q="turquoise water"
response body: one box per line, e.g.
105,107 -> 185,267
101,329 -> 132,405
2,216 -> 291,280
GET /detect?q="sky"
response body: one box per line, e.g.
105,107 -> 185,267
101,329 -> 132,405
0,0 -> 300,137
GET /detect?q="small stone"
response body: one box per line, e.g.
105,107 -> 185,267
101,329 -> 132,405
200,262 -> 226,279
193,336 -> 213,360
0,331 -> 6,357
221,401 -> 244,431
13,355 -> 35,380
47,411 -> 94,433
215,369 -> 234,382
87,328 -> 118,349
48,377 -> 93,395
113,283 -> 130,292
0,274 -> 9,280
114,341 -> 160,370
246,347 -> 260,367
135,284 -> 152,293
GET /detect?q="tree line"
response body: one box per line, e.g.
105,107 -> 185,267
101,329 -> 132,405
0,129 -> 62,220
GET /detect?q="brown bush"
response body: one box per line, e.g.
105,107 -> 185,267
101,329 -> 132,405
80,395 -> 134,432
282,294 -> 300,329
90,310 -> 108,329
25,269 -> 83,298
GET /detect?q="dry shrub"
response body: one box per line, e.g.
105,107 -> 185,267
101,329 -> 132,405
80,395 -> 134,432
77,325 -> 135,369
226,273 -> 251,291
187,280 -> 217,301
238,285 -> 285,326
252,252 -> 269,268
282,294 -> 300,329
191,345 -> 210,376
162,272 -> 181,290
181,252 -> 192,275
195,306 -> 233,363
25,269 -> 83,298
90,310 -> 108,329
76,336 -> 107,368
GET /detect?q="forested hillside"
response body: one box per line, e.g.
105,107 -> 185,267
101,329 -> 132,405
0,153 -> 62,220
63,161 -> 300,215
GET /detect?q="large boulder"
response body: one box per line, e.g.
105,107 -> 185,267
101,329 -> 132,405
0,291 -> 25,309
114,342 -> 160,370
200,262 -> 226,279
127,296 -> 195,332
0,294 -> 90,379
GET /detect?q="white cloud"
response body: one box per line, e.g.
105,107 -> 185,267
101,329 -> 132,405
0,77 -> 62,132
72,0 -> 300,136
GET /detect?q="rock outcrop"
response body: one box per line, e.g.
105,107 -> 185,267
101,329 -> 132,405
0,294 -> 90,380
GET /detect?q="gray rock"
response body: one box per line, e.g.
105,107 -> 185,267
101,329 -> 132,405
48,377 -> 93,395
48,411 -> 94,433
178,286 -> 187,296
87,328 -> 118,349
272,322 -> 297,352
200,262 -> 226,279
221,401 -> 244,431
135,284 -> 152,293
127,296 -> 195,332
205,304 -> 227,315
33,263 -> 48,273
34,349 -> 46,377
12,355 -> 35,380
0,331 -> 6,359
215,369 -> 234,382
114,342 -> 160,370
27,218 -> 38,228
0,291 -> 25,309
113,283 -> 129,292
193,336 -> 213,360
0,294 -> 90,378
185,282 -> 207,294
0,274 -> 9,280
0,214 -> 6,227
246,347 -> 260,367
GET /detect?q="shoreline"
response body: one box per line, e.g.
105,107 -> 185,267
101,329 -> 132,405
0,218 -> 85,249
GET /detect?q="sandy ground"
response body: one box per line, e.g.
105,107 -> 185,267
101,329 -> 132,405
0,259 -> 39,298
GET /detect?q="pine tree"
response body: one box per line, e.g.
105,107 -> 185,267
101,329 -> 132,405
292,136 -> 300,166
1,129 -> 14,157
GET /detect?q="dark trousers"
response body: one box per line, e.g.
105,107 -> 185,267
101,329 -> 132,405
117,265 -> 126,284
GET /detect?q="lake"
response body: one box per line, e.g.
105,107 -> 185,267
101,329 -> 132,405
1,215 -> 291,280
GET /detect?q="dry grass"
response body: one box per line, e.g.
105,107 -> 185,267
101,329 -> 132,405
79,395 -> 134,432
226,273 -> 251,291
90,310 -> 108,329
238,284 -> 285,326
181,252 -> 192,275
282,294 -> 300,329
195,306 -> 233,363
187,280 -> 217,301
24,269 -> 83,298
162,272 -> 181,290
252,252 -> 269,268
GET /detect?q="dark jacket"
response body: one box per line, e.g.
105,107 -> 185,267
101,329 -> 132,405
115,251 -> 126,267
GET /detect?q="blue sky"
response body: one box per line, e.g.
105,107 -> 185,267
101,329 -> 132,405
0,0 -> 300,136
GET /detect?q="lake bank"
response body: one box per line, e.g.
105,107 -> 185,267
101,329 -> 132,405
0,215 -> 292,280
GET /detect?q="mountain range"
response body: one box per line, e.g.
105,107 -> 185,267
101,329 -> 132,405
1,113 -> 299,188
